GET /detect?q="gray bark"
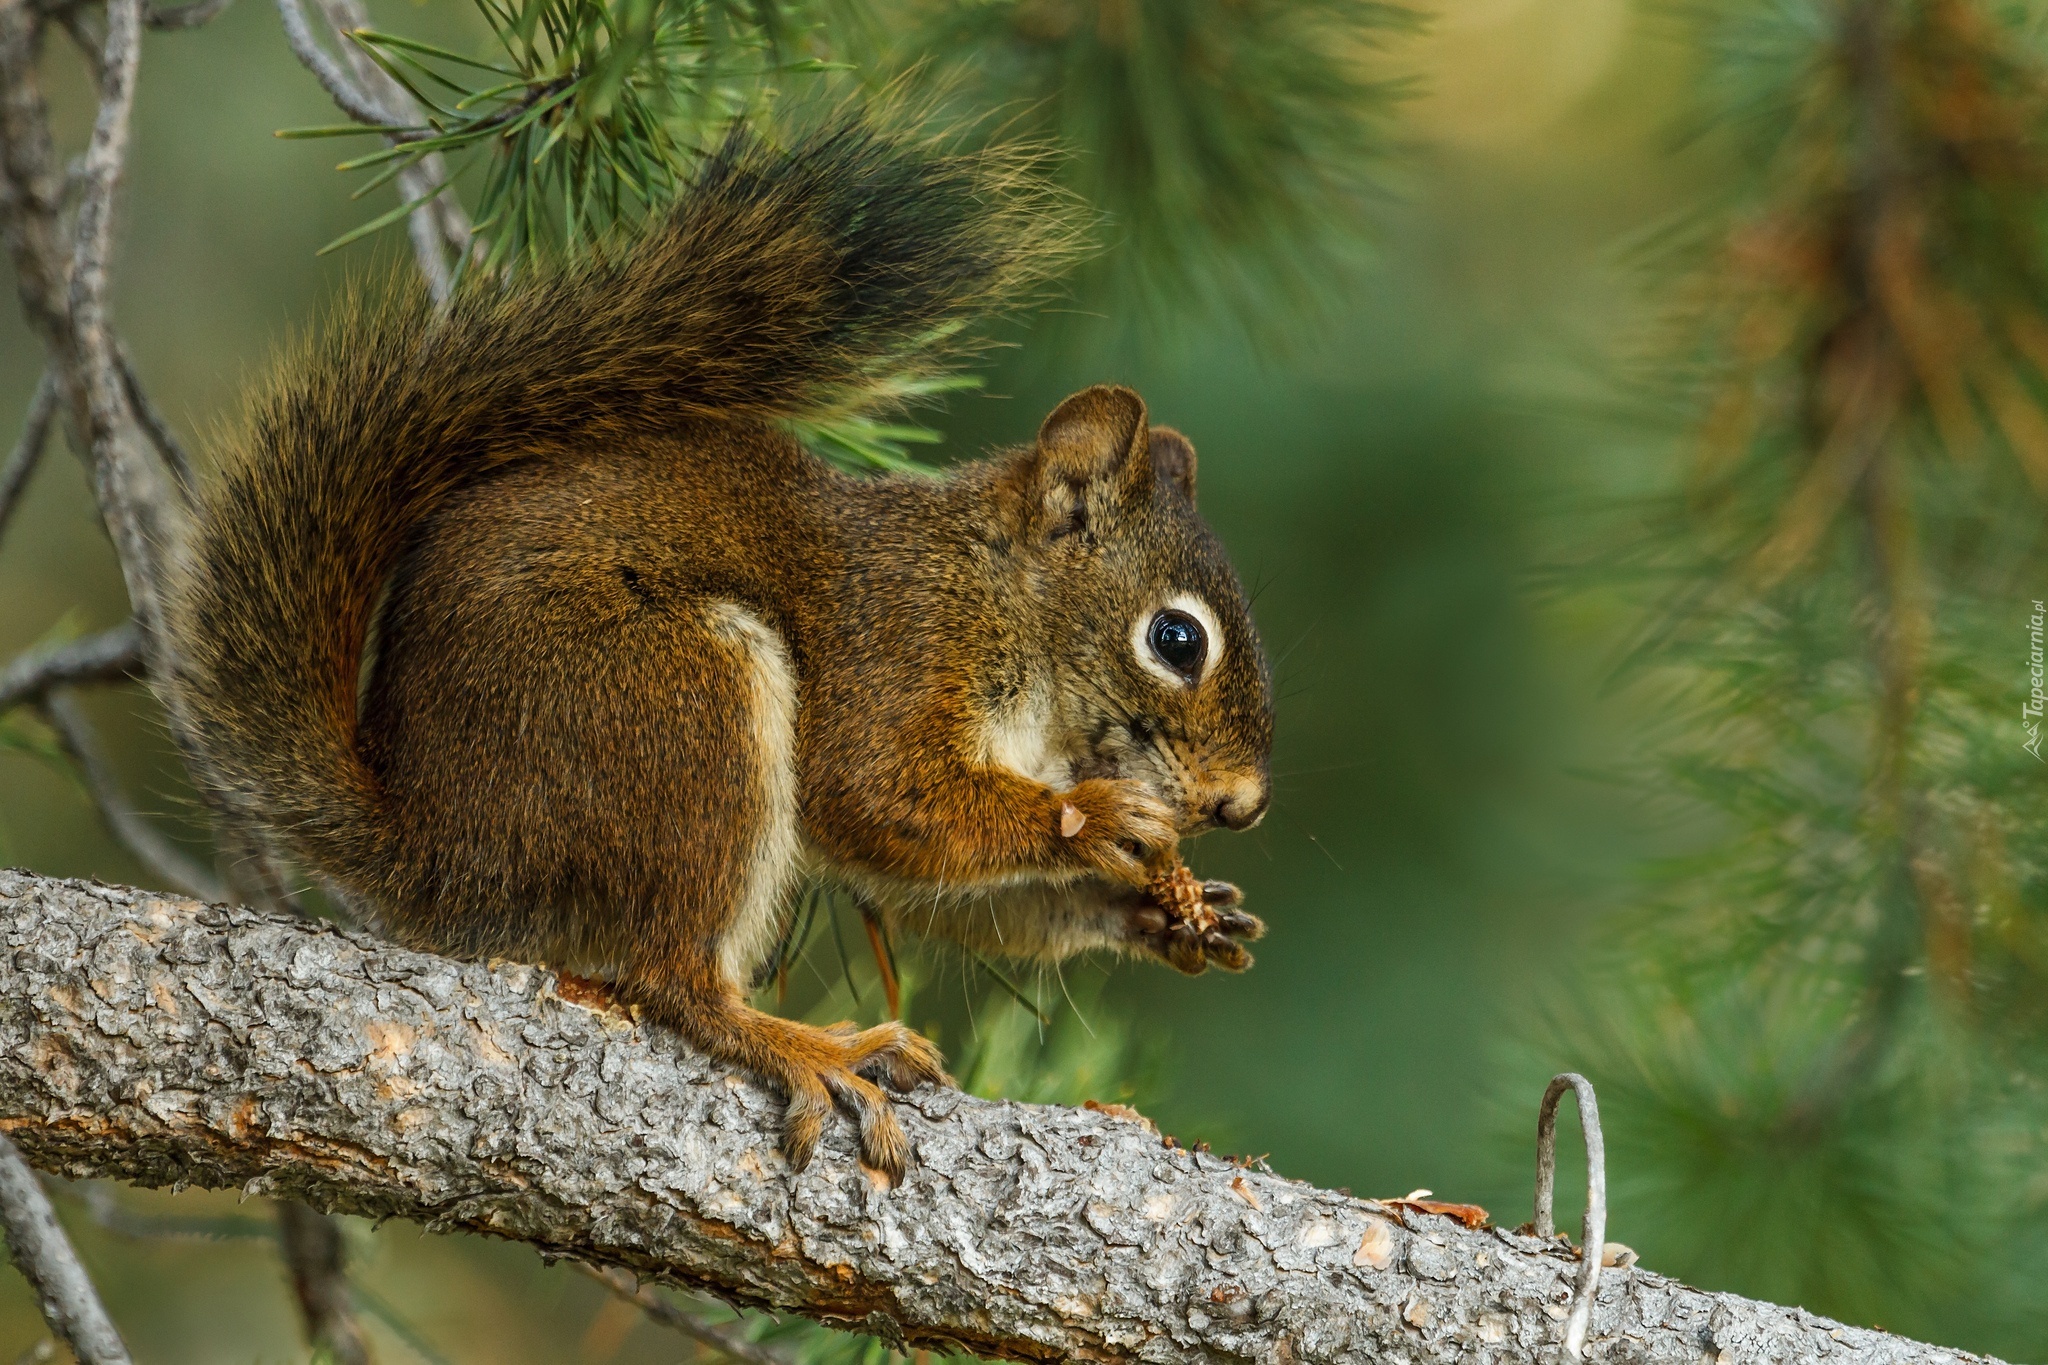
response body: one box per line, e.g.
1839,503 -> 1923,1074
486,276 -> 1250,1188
0,869 -> 2004,1365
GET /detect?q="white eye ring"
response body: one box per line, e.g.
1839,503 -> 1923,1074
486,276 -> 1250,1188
1130,593 -> 1224,688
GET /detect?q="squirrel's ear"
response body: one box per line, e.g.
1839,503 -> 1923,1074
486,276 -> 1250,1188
1149,426 -> 1197,498
1034,385 -> 1149,491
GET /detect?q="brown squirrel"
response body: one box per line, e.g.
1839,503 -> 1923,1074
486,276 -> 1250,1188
162,121 -> 1274,1181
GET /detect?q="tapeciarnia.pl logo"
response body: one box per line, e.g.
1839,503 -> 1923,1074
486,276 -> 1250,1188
2028,599 -> 2045,761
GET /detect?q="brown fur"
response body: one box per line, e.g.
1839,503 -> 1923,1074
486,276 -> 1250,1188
163,123 -> 1273,1181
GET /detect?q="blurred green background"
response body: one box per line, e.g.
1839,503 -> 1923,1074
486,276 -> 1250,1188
2,0 -> 2043,1361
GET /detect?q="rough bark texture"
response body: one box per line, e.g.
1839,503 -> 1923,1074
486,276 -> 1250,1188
0,870 -> 2004,1365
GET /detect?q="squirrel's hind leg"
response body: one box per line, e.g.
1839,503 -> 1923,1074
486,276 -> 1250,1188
627,973 -> 949,1179
614,601 -> 949,1181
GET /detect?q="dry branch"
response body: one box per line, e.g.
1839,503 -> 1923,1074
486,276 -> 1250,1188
38,691 -> 224,903
578,1262 -> 789,1365
0,367 -> 56,536
0,624 -> 142,715
0,1133 -> 131,1364
0,869 -> 2005,1365
275,0 -> 472,301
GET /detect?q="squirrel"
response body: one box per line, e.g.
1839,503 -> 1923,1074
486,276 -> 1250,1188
162,120 -> 1275,1182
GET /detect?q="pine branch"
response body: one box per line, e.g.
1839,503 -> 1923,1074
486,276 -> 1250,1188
0,869 -> 2005,1365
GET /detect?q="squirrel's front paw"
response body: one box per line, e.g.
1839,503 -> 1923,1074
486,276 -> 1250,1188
1054,778 -> 1177,884
1129,868 -> 1266,974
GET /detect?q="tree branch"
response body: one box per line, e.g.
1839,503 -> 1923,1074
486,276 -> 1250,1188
274,0 -> 471,301
0,870 -> 2005,1365
0,366 -> 57,538
578,1262 -> 789,1365
37,691 -> 225,903
0,0 -> 185,667
0,1133 -> 131,1365
0,624 -> 144,715
70,0 -> 187,616
274,1198 -> 370,1365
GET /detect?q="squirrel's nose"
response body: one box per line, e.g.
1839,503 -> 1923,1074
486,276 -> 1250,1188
1211,783 -> 1269,831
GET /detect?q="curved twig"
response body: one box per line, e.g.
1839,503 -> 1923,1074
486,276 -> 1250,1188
273,0 -> 392,127
276,0 -> 474,299
1534,1072 -> 1607,1360
114,342 -> 194,495
64,0 -> 188,650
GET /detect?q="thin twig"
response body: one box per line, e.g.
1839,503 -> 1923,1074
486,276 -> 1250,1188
0,1135 -> 132,1365
146,0 -> 235,29
67,0 -> 185,653
275,1201 -> 371,1365
0,623 -> 144,714
274,0 -> 392,126
0,367 -> 58,537
67,0 -> 139,410
576,1263 -> 789,1365
40,689 -> 225,903
115,341 -> 194,495
275,0 -> 471,298
394,162 -> 454,303
47,1178 -> 273,1242
1534,1072 -> 1607,1362
311,0 -> 470,295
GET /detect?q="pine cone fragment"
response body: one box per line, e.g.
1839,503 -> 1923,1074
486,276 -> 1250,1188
1143,852 -> 1264,975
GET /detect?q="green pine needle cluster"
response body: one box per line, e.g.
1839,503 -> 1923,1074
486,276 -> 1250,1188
1556,0 -> 2048,1349
283,0 -> 827,274
893,0 -> 1420,328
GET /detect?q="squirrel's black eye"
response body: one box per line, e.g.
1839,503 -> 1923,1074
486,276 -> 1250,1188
1148,610 -> 1206,680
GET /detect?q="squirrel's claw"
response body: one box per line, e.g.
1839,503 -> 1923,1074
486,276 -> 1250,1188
1212,905 -> 1265,940
775,1021 -> 949,1185
1126,878 -> 1263,975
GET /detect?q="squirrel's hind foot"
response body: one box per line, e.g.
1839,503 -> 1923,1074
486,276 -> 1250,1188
628,978 -> 950,1185
770,1018 -> 951,1182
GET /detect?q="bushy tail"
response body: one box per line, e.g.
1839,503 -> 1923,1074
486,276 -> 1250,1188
164,119 -> 1078,887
